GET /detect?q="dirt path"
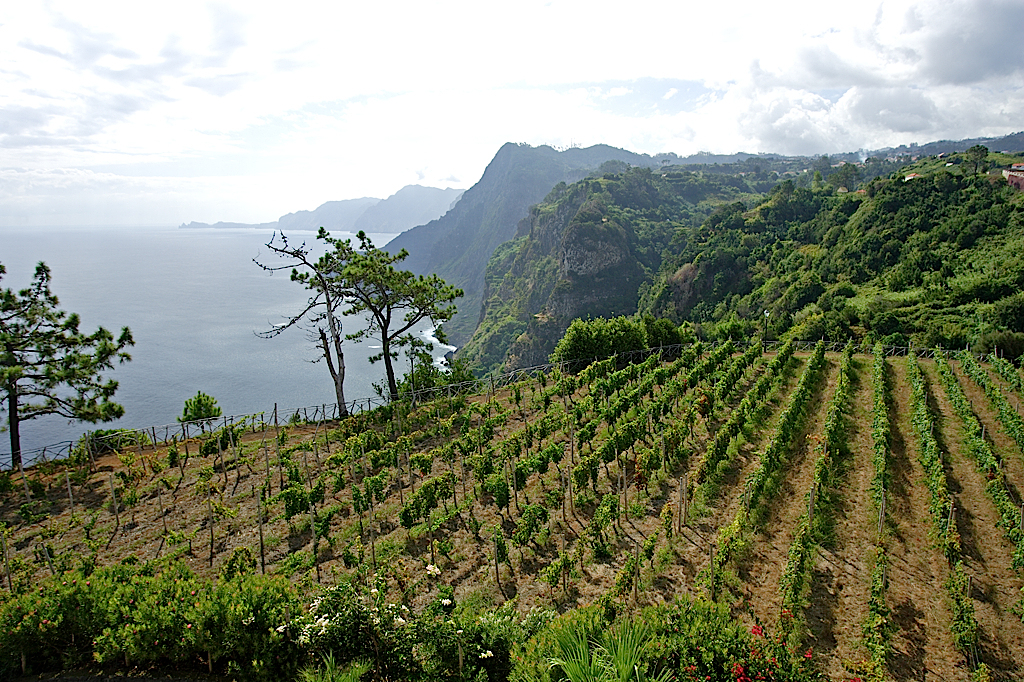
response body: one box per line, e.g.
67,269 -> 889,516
923,361 -> 1024,680
736,357 -> 840,631
884,359 -> 962,682
810,355 -> 879,680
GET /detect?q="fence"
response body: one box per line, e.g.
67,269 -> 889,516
0,338 -> 994,471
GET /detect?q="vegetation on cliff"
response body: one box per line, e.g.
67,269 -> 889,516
461,149 -> 1024,375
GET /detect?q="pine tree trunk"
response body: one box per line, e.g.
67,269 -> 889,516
6,385 -> 22,470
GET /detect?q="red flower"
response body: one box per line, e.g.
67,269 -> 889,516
804,648 -> 813,659
751,625 -> 763,637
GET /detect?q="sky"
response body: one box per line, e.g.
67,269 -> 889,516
1,0 -> 1022,227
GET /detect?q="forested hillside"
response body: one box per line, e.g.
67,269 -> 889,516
459,167 -> 765,374
462,150 -> 1024,376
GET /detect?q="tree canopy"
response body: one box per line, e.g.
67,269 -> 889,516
256,229 -> 462,408
255,231 -> 352,415
337,231 -> 463,401
0,262 -> 133,468
179,390 -> 222,425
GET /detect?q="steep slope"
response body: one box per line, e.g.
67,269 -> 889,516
383,143 -> 663,344
7,347 -> 1024,681
458,166 -> 766,374
460,149 -> 1024,376
641,155 -> 1024,354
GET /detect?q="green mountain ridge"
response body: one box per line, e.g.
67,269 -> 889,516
384,143 -> 672,344
460,151 -> 1024,375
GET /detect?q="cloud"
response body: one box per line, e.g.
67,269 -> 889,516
839,86 -> 939,134
1,0 -> 1022,226
184,73 -> 249,96
914,0 -> 1024,85
202,3 -> 248,68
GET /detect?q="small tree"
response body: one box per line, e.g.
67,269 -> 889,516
179,391 -> 222,426
966,144 -> 989,175
254,231 -> 352,416
337,231 -> 462,401
0,262 -> 133,469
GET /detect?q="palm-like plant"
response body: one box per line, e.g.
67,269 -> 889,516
298,653 -> 371,682
549,620 -> 672,682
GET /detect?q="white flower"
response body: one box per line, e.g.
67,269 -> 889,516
441,598 -> 452,606
275,625 -> 286,633
426,564 -> 441,576
370,587 -> 379,595
456,629 -> 463,635
401,604 -> 409,612
480,650 -> 494,659
394,616 -> 407,626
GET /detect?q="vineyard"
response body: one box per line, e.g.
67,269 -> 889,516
3,342 -> 1024,680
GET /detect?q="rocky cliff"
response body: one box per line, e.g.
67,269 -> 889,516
459,167 -> 763,373
383,143 -> 663,344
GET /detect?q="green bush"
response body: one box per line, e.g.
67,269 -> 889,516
511,599 -> 823,682
179,390 -> 222,424
0,561 -> 302,680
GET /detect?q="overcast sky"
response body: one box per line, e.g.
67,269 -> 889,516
2,0 -> 1022,227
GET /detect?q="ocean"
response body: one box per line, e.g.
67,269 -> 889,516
1,226 -> 454,463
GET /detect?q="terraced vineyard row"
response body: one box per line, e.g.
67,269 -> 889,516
2,345 -> 1024,680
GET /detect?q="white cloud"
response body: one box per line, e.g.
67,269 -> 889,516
0,0 -> 1021,226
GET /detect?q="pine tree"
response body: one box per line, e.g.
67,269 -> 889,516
1,262 -> 133,468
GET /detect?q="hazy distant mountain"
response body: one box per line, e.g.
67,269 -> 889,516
354,185 -> 463,236
277,197 -> 381,232
179,220 -> 280,230
179,185 -> 462,235
861,131 -> 1024,160
384,143 -> 662,344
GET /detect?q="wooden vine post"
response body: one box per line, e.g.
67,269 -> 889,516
207,497 -> 215,567
369,495 -> 377,570
308,487 -> 321,583
218,419 -> 227,487
18,460 -> 31,504
494,533 -> 503,598
275,405 -> 285,492
136,435 -> 146,478
256,485 -> 266,574
708,543 -> 716,601
1,529 -> 11,591
807,480 -> 817,529
157,487 -> 169,535
109,474 -> 120,530
85,430 -> 96,470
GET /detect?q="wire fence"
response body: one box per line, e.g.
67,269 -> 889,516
1,337 -> 1000,471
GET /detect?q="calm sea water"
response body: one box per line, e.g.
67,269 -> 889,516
1,226 -> 453,460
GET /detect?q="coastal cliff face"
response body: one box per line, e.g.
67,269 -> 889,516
460,168 -> 718,374
383,143 -> 662,345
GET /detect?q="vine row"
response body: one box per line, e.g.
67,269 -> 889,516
935,355 -> 1024,569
